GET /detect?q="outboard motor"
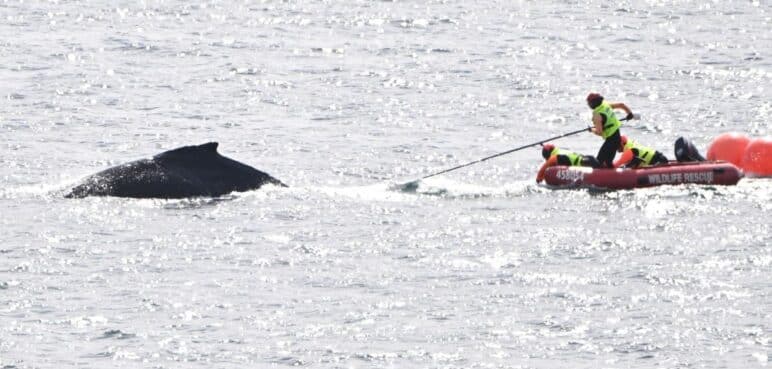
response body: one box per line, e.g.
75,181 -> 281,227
674,137 -> 706,162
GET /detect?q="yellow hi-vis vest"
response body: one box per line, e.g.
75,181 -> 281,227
624,139 -> 656,165
593,101 -> 621,139
550,148 -> 583,166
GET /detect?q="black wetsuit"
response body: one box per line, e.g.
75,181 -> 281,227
596,115 -> 621,168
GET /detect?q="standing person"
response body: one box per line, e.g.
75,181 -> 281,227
536,144 -> 600,183
586,93 -> 634,168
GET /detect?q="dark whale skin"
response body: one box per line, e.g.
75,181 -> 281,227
65,142 -> 286,199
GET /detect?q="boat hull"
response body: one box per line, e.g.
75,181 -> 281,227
543,161 -> 742,189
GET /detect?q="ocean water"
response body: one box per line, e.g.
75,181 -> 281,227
1,1 -> 770,368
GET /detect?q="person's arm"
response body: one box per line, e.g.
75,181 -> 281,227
610,102 -> 634,120
590,113 -> 604,136
613,149 -> 633,168
536,156 -> 558,183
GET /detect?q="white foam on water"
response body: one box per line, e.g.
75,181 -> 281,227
0,1 -> 769,368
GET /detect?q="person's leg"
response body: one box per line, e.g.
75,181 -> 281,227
581,155 -> 601,168
628,157 -> 643,168
596,131 -> 621,168
651,152 -> 669,165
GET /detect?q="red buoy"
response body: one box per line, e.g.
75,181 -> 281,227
707,132 -> 751,167
741,137 -> 772,177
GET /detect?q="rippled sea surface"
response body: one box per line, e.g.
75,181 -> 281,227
1,1 -> 770,368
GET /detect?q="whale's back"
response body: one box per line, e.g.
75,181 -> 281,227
66,142 -> 285,199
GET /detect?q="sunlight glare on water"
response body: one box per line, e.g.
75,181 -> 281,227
0,1 -> 770,368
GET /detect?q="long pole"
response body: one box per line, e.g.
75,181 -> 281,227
412,126 -> 591,182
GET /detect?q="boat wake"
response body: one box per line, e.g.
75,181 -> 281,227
0,179 -> 79,200
387,177 -> 542,199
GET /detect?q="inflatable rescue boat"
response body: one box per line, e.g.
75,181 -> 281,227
543,161 -> 742,189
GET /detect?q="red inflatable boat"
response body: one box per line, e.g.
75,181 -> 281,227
543,161 -> 743,189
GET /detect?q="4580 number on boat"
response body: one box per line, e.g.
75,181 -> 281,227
555,168 -> 587,182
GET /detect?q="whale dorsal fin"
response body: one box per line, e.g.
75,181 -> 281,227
198,142 -> 219,152
154,142 -> 220,161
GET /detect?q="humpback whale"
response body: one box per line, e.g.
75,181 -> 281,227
65,142 -> 286,199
